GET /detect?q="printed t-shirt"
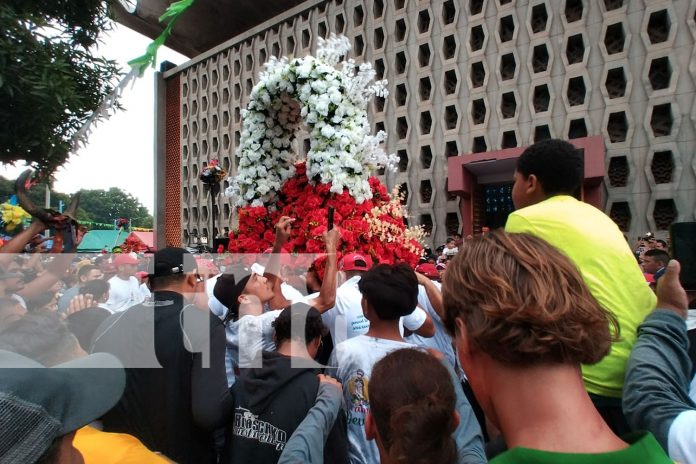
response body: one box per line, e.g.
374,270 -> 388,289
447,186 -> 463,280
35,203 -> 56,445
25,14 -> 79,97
328,335 -> 417,464
322,276 -> 370,346
505,195 -> 656,398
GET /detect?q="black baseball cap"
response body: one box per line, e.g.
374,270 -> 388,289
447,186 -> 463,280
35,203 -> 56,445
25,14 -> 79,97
148,247 -> 197,278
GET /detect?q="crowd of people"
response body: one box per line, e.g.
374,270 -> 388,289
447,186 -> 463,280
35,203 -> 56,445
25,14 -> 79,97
0,138 -> 695,464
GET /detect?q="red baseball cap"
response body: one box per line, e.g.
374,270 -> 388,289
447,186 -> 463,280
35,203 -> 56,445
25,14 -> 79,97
340,253 -> 373,272
112,253 -> 138,267
415,263 -> 439,279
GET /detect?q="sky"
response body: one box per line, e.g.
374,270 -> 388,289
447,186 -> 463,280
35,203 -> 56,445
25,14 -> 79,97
0,22 -> 188,214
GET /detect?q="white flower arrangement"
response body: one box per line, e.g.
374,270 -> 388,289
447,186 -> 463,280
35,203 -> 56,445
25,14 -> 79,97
226,34 -> 398,207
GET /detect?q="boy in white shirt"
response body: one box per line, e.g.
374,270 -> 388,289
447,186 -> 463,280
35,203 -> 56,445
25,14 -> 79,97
328,263 -> 420,464
323,254 -> 434,347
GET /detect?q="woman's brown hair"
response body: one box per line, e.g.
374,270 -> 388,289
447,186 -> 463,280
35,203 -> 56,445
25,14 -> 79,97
442,230 -> 619,366
369,348 -> 457,464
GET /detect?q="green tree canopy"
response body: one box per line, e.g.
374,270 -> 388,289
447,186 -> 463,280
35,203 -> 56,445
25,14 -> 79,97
0,0 -> 120,173
77,188 -> 153,228
0,176 -> 152,229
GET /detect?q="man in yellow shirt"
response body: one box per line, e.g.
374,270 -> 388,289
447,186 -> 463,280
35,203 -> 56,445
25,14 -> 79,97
505,139 -> 656,434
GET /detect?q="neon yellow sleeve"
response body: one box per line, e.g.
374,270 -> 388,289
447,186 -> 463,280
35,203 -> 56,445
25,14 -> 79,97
504,212 -> 534,234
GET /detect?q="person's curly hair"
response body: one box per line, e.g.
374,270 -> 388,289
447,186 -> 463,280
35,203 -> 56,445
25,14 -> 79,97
442,230 -> 619,366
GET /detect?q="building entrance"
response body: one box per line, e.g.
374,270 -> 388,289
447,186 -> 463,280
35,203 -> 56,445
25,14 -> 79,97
482,183 -> 514,230
447,136 -> 606,237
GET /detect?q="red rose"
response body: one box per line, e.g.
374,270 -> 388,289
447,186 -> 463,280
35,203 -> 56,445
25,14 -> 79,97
263,230 -> 276,244
306,239 -> 323,253
230,167 -> 421,262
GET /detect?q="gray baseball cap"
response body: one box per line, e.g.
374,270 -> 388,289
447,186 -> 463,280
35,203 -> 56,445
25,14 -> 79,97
0,350 -> 125,463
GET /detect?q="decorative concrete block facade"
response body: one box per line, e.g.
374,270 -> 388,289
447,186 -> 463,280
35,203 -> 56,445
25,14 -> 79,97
161,0 -> 696,248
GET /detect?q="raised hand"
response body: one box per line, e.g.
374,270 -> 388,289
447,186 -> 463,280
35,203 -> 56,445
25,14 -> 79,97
322,227 -> 340,252
656,259 -> 688,319
318,374 -> 342,392
66,294 -> 96,315
274,216 -> 295,245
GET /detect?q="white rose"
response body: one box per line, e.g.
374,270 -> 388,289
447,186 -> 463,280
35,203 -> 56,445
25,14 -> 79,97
320,125 -> 336,139
312,80 -> 328,94
329,91 -> 342,105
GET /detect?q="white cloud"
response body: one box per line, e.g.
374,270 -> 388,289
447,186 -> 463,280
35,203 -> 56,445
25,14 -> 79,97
0,21 -> 188,214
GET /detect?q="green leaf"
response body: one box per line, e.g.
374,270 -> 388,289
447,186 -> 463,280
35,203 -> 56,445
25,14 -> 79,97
128,0 -> 196,76
0,1 -> 120,174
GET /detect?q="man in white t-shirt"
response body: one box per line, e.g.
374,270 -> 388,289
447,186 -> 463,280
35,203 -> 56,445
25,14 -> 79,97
322,253 -> 373,346
210,216 -> 339,383
322,253 -> 434,347
328,263 -> 421,464
104,253 -> 144,313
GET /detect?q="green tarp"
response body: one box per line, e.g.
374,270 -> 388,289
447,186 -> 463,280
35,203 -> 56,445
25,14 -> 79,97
77,230 -> 128,252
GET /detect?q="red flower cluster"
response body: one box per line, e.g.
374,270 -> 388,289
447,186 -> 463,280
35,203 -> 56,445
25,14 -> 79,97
228,162 -> 422,270
120,235 -> 149,253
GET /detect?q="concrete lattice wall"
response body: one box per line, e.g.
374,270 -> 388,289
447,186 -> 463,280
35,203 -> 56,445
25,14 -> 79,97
166,0 -> 696,248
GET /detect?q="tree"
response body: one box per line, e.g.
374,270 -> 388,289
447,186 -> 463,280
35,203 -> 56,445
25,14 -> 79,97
77,188 -> 153,228
0,0 -> 120,173
0,176 -> 151,228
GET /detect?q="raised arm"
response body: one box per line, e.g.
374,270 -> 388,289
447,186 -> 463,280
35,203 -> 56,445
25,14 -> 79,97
18,253 -> 71,299
308,228 -> 339,313
416,272 -> 445,320
0,221 -> 46,261
17,225 -> 85,299
414,309 -> 435,338
402,306 -> 436,338
267,216 -> 294,309
623,260 -> 694,456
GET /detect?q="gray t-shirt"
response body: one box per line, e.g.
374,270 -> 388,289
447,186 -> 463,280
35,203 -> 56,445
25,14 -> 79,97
328,335 -> 416,464
406,283 -> 465,380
